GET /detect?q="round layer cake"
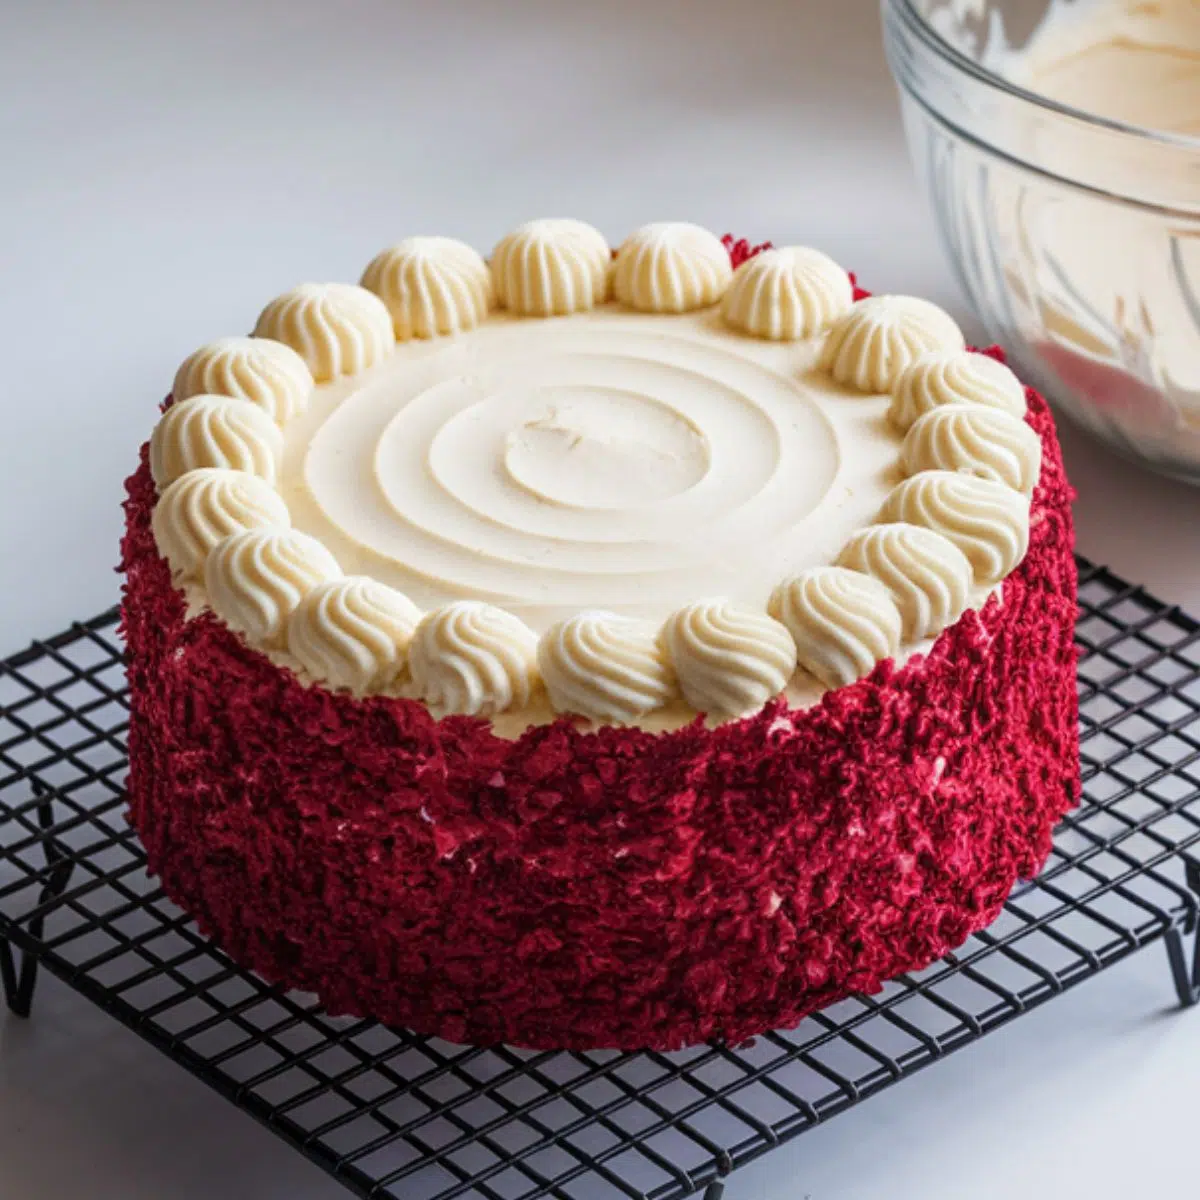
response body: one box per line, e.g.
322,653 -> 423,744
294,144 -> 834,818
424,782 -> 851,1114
121,222 -> 1079,1050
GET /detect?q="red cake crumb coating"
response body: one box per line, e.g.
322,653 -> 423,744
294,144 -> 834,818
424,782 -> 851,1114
121,266 -> 1079,1051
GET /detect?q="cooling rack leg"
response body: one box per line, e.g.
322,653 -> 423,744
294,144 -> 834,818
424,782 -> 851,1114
701,1151 -> 734,1200
1,790 -> 76,1018
1165,924 -> 1200,1008
1166,862 -> 1200,1009
0,935 -> 39,1018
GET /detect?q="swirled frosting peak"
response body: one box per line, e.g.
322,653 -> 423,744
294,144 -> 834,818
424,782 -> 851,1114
902,404 -> 1043,494
889,351 -> 1027,432
253,283 -> 395,382
836,523 -> 972,642
490,219 -> 610,317
408,601 -> 540,717
819,296 -> 965,392
150,395 -> 283,487
721,246 -> 854,340
361,236 -> 493,339
152,468 -> 290,579
538,611 -> 678,724
769,567 -> 902,690
880,471 -> 1030,587
172,336 -> 313,425
659,600 -> 796,717
287,577 -> 422,693
613,222 -> 733,314
205,528 -> 343,647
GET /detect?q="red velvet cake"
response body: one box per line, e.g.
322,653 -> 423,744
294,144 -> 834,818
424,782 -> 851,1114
121,223 -> 1079,1051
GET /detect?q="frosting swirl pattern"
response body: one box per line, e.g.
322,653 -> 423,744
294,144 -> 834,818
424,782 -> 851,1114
150,395 -> 283,488
770,567 -> 902,689
287,576 -> 422,693
254,283 -> 394,382
721,246 -> 854,340
836,523 -> 972,642
659,600 -> 796,717
820,296 -> 966,392
538,611 -> 677,724
205,528 -> 342,647
901,405 -> 1043,494
302,315 -> 848,621
880,471 -> 1030,587
613,223 -> 733,314
408,601 -> 540,717
172,337 -> 314,425
490,219 -> 610,317
152,468 -> 290,579
889,351 -> 1027,432
361,236 -> 493,340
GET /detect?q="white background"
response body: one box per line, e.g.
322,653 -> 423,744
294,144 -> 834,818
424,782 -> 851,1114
2,1 -> 1198,1197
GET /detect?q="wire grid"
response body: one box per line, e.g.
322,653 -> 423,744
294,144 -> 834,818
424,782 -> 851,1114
1,559 -> 1199,1200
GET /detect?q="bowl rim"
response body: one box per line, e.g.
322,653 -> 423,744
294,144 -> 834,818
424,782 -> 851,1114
892,0 -> 1200,153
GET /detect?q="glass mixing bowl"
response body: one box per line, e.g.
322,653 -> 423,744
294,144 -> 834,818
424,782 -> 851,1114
881,0 -> 1200,483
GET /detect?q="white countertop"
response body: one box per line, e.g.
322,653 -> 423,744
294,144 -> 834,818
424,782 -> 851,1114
2,2 -> 1198,1197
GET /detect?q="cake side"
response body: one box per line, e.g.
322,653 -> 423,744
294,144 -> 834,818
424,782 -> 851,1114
120,350 -> 1078,1051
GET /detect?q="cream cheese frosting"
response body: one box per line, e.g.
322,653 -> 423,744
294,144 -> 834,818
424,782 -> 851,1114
538,611 -> 677,724
361,237 -> 493,340
770,567 -> 903,690
613,223 -> 733,314
820,296 -> 966,392
901,404 -> 1043,494
152,221 -> 1040,729
205,527 -> 343,647
889,351 -> 1027,431
152,468 -> 291,579
282,307 -> 899,628
722,246 -> 854,341
491,220 -> 610,317
408,601 -> 540,717
660,600 -> 797,717
172,337 -> 314,425
987,0 -> 1200,453
287,577 -> 422,693
150,394 -> 283,487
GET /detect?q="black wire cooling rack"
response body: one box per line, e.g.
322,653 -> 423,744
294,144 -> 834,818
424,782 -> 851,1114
2,558 -> 1200,1200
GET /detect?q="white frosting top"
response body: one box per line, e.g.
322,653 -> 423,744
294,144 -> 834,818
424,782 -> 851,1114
152,221 -> 1040,728
283,306 -> 903,630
